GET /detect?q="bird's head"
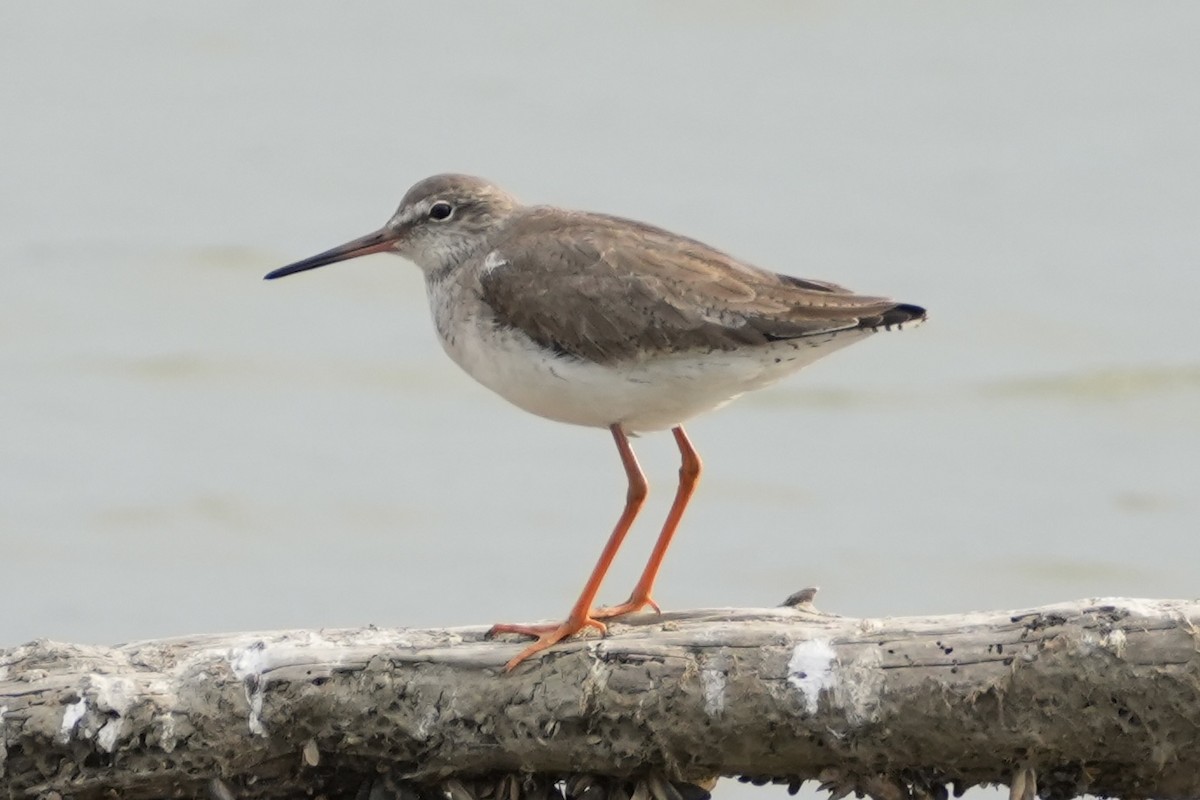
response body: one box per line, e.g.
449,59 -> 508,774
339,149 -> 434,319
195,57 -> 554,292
264,173 -> 520,281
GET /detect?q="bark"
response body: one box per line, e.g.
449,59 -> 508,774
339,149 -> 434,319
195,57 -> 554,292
1,597 -> 1198,800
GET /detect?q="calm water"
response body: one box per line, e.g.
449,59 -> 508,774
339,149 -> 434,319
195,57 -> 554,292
3,3 -> 1198,797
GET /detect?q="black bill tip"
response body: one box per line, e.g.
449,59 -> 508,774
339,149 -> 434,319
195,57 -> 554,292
264,227 -> 398,281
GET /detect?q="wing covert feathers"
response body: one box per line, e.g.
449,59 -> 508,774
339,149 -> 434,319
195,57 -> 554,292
478,209 -> 926,363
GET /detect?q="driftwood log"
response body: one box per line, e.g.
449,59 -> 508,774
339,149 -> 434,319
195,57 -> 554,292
1,596 -> 1198,800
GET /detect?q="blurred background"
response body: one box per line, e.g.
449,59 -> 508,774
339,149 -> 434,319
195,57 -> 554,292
2,3 -> 1198,797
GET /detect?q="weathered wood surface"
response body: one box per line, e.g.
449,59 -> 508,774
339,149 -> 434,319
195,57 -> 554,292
1,597 -> 1198,800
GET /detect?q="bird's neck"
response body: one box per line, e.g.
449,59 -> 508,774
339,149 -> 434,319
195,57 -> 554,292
419,211 -> 518,283
417,234 -> 489,284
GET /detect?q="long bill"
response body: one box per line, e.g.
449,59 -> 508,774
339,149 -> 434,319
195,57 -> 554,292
263,227 -> 399,280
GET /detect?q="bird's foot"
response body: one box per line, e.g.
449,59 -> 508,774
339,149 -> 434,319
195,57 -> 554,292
593,594 -> 661,620
487,615 -> 607,671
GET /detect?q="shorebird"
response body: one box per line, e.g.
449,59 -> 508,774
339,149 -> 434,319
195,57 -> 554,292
265,174 -> 925,670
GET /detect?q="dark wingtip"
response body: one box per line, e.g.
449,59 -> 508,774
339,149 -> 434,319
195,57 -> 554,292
885,302 -> 927,325
860,302 -> 927,331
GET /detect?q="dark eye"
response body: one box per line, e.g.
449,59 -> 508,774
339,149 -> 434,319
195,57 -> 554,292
429,201 -> 454,221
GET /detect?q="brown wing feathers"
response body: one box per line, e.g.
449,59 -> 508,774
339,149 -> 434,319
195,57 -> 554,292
479,210 -> 925,363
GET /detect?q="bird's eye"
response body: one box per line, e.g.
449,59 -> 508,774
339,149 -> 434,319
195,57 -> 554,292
429,201 -> 454,221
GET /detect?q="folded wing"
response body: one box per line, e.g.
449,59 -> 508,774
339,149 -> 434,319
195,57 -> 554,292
479,209 -> 924,364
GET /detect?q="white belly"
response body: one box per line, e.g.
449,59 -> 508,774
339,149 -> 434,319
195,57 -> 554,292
435,310 -> 872,433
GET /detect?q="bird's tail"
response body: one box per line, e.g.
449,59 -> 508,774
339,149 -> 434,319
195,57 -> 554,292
861,302 -> 927,331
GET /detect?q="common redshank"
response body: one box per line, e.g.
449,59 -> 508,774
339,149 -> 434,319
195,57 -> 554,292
265,174 -> 926,670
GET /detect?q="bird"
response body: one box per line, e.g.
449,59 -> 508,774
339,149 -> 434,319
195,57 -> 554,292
264,173 -> 926,670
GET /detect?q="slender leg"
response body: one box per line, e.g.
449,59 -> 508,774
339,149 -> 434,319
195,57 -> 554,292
488,424 -> 648,670
594,425 -> 702,620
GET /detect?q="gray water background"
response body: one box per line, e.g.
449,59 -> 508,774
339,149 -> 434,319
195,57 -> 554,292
2,3 -> 1198,797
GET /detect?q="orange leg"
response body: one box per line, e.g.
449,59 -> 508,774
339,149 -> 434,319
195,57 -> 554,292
488,424 -> 648,670
594,425 -> 702,620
